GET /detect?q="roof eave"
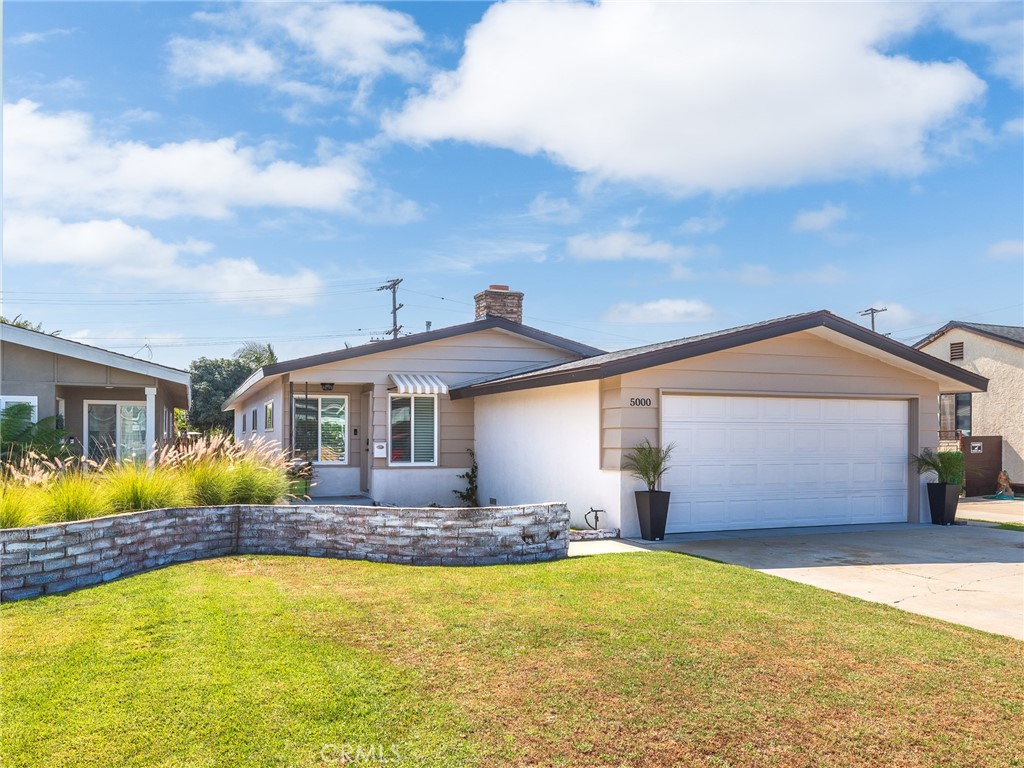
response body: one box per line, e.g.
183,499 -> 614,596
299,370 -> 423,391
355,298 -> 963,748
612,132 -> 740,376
451,311 -> 989,398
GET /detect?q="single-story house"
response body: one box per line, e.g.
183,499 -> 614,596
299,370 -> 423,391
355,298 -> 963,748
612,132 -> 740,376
914,321 -> 1024,481
224,287 -> 987,536
0,323 -> 191,463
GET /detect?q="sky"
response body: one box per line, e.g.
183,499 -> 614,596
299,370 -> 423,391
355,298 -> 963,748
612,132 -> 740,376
2,1 -> 1022,370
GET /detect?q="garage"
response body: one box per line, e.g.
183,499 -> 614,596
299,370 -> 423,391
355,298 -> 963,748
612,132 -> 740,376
661,395 -> 909,532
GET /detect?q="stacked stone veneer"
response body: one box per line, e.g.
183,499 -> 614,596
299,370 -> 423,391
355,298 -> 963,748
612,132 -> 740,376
0,503 -> 569,602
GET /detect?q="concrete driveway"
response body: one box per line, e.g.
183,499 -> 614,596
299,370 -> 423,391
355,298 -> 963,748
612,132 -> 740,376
570,523 -> 1024,640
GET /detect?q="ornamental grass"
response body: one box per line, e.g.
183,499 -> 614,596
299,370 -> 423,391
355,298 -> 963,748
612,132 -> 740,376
0,437 -> 293,529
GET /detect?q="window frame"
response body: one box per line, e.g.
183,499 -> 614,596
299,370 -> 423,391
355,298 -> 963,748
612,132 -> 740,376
82,399 -> 147,463
291,394 -> 349,464
0,395 -> 39,420
241,412 -> 247,432
387,393 -> 439,467
264,400 -> 274,431
251,408 -> 258,433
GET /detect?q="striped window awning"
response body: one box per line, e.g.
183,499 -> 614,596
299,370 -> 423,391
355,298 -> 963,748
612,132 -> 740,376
389,373 -> 449,395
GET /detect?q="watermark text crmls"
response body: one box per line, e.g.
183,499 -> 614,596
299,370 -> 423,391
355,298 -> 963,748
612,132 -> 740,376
320,743 -> 402,764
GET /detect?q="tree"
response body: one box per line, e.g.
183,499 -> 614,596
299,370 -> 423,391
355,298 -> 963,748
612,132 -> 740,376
185,343 -> 277,434
0,315 -> 60,335
233,342 -> 277,369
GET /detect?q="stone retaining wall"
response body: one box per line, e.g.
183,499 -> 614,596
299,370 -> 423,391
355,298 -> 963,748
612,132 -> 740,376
0,503 -> 569,602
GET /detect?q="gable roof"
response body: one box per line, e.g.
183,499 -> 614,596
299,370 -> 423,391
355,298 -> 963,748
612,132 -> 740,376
914,321 -> 1024,351
0,322 -> 190,385
223,316 -> 604,408
450,310 -> 989,399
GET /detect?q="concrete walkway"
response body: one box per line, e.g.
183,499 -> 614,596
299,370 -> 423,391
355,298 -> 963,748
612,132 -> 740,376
570,523 -> 1024,640
957,498 -> 1024,525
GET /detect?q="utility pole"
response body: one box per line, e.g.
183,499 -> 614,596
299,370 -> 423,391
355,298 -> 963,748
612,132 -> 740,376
858,306 -> 887,332
377,278 -> 403,339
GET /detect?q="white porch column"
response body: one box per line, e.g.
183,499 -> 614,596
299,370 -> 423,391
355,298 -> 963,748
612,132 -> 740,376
145,387 -> 157,465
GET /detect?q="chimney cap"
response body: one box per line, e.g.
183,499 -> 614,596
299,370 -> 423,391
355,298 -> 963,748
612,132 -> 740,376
487,284 -> 510,291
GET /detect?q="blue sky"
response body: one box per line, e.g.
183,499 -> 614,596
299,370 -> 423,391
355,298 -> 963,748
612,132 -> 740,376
2,1 -> 1022,369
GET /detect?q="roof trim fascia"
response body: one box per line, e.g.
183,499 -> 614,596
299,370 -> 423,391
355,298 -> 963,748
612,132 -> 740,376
450,311 -> 989,400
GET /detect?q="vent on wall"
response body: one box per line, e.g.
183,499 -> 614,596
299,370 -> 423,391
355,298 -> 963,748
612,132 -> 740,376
949,341 -> 964,361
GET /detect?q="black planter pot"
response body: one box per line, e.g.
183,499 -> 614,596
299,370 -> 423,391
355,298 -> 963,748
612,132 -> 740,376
635,490 -> 670,541
926,483 -> 961,525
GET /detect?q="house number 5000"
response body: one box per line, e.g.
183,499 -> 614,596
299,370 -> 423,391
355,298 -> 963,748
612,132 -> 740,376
629,398 -> 653,407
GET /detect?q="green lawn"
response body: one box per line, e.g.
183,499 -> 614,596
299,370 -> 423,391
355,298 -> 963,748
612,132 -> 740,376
963,519 -> 1024,532
2,553 -> 1022,767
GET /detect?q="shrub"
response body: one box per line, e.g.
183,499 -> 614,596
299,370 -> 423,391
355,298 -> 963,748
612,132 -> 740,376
43,471 -> 109,522
104,463 -> 191,513
622,439 -> 676,491
911,449 -> 965,485
0,483 -> 46,529
180,461 -> 234,506
228,461 -> 290,505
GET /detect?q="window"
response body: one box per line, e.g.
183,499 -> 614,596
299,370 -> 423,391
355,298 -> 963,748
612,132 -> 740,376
84,401 -> 146,463
242,412 -> 247,432
0,395 -> 38,420
251,408 -> 258,433
389,394 -> 437,465
939,393 -> 972,437
293,395 -> 348,462
949,341 -> 964,361
265,401 -> 274,430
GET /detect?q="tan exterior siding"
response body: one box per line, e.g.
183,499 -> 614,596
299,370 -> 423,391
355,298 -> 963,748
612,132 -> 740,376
600,332 -> 939,472
228,328 -> 583,498
919,329 -> 1024,479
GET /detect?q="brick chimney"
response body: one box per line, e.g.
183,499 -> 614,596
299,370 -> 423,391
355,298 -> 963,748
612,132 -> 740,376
474,284 -> 524,323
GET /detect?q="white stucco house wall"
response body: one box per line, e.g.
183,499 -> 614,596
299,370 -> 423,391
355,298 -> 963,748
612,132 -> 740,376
225,288 -> 987,536
915,322 -> 1024,481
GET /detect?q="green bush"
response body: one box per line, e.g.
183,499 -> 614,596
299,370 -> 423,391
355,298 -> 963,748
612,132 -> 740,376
911,449 -> 964,485
43,472 -> 109,522
104,463 -> 191,513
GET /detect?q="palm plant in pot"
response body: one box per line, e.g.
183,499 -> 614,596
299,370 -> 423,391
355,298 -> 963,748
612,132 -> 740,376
623,439 -> 676,541
910,448 -> 964,525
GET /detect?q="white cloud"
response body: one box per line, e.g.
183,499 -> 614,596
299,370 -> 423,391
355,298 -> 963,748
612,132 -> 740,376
677,215 -> 726,235
3,100 -> 386,221
603,298 -> 714,324
167,38 -> 280,85
792,203 -> 848,233
937,3 -> 1024,87
527,193 -> 580,224
7,28 -> 73,46
169,4 -> 426,113
255,3 -> 425,81
1003,117 -> 1024,136
987,240 -> 1024,260
567,231 -> 691,261
387,2 -> 985,194
2,214 -> 322,309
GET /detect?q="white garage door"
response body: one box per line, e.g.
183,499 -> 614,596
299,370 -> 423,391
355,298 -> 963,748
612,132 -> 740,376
661,395 -> 908,532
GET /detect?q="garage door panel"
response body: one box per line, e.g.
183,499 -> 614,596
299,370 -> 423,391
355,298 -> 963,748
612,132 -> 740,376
662,396 -> 909,532
760,429 -> 790,452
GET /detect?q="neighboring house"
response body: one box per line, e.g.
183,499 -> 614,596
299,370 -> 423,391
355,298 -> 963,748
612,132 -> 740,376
0,323 -> 191,463
226,286 -> 986,537
223,286 -> 601,505
915,322 -> 1024,481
